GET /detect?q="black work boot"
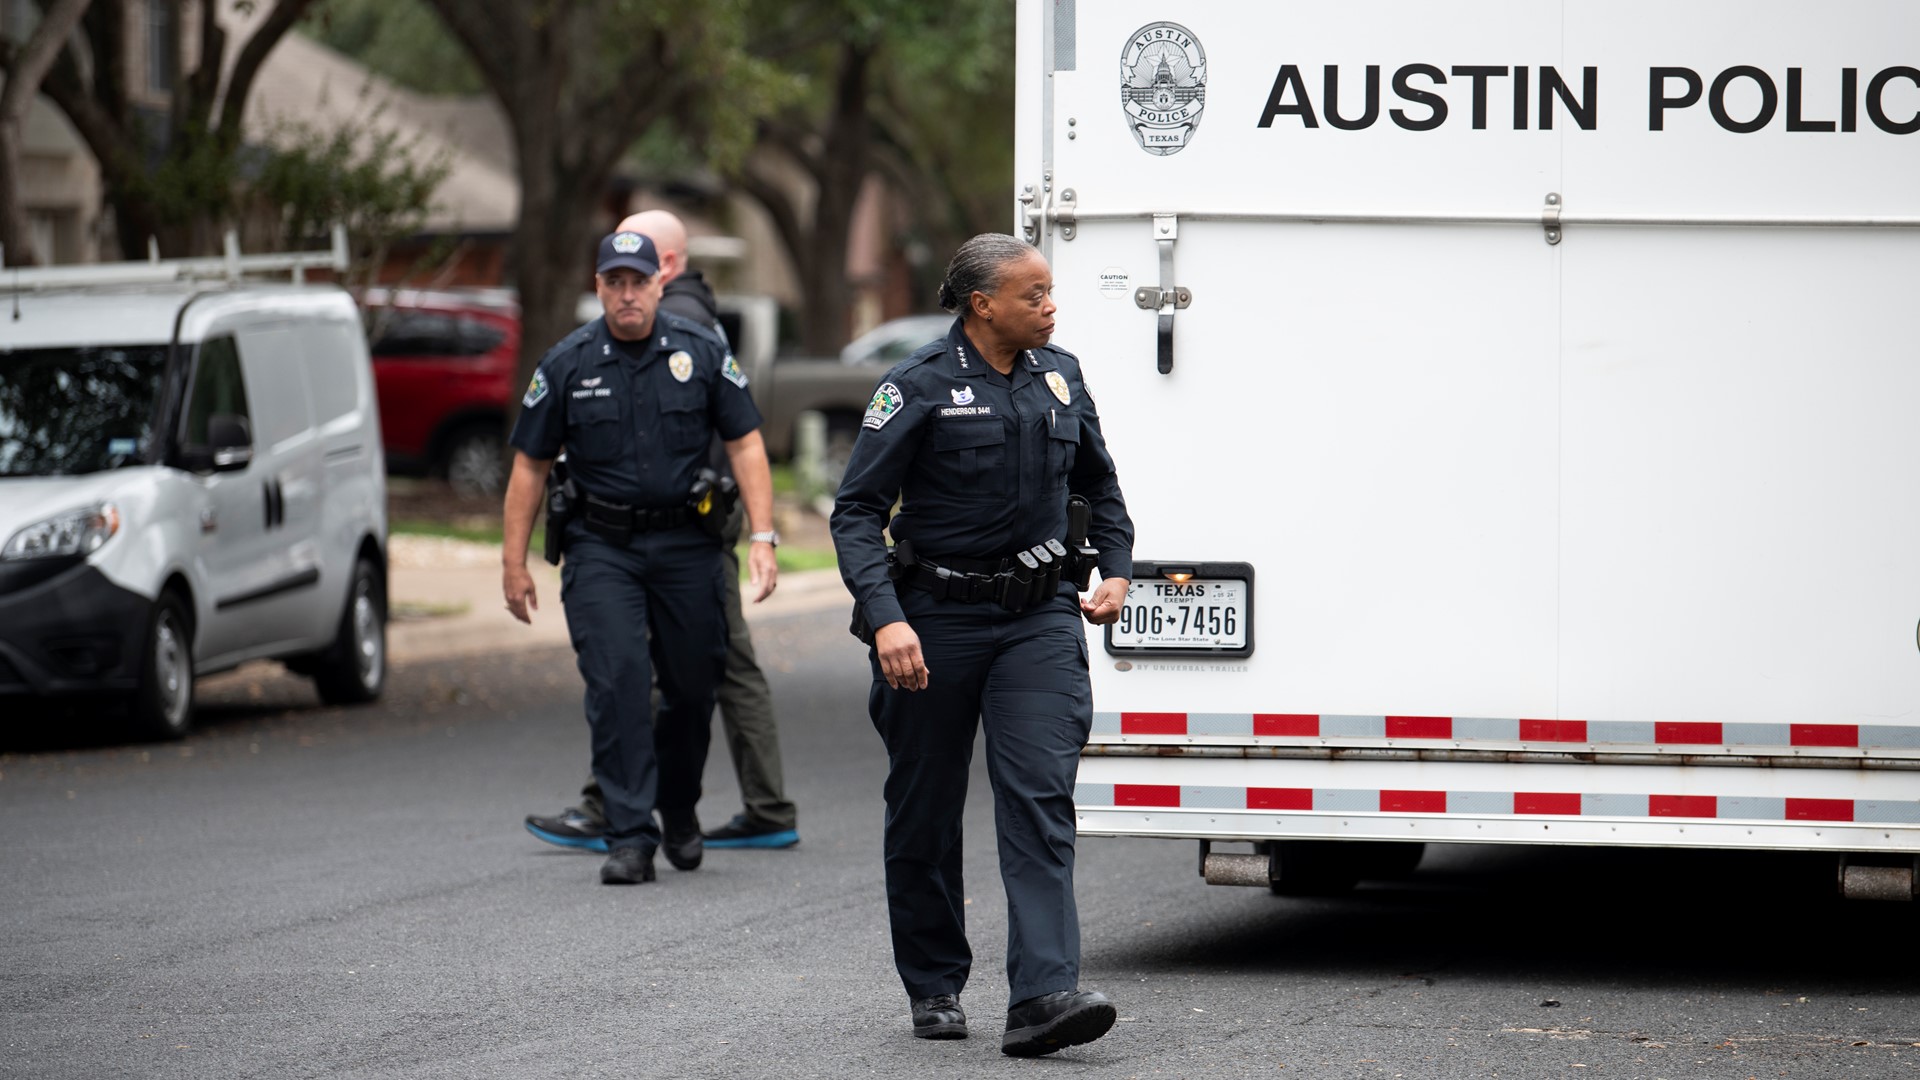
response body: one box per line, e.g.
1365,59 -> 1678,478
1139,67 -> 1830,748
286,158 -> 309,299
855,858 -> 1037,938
910,994 -> 967,1040
1001,989 -> 1116,1057
660,809 -> 703,871
599,846 -> 655,885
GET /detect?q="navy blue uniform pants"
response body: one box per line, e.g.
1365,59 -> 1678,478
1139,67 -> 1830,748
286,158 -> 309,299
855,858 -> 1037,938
560,523 -> 727,850
868,589 -> 1093,1007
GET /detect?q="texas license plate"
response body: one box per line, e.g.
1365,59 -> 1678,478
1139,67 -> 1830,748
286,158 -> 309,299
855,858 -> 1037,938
1107,576 -> 1249,653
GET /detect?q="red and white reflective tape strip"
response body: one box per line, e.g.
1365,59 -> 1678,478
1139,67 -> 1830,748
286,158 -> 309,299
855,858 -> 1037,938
1071,783 -> 1920,825
1091,712 -> 1920,753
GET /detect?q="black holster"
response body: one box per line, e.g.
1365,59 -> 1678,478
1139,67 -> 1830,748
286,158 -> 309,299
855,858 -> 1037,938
689,468 -> 740,541
1065,495 -> 1099,590
849,604 -> 875,646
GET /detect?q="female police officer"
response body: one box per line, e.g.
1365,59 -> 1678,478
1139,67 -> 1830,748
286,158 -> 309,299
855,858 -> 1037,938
830,233 -> 1134,1056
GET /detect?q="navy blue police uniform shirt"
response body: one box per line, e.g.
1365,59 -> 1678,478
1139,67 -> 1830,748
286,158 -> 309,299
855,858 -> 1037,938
832,317 -> 1135,630
510,311 -> 761,507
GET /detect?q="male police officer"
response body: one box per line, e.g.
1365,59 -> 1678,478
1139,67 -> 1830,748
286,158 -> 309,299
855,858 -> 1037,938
523,209 -> 801,853
503,229 -> 779,885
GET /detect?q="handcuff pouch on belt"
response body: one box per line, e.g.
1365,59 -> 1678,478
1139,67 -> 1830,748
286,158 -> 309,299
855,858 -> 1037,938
688,467 -> 740,541
542,459 -> 578,566
890,537 -> 1071,614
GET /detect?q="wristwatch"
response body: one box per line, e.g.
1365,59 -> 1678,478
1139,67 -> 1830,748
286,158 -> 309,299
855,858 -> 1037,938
748,530 -> 780,547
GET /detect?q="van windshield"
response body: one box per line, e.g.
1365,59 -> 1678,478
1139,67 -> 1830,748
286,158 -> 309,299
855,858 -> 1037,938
0,344 -> 169,476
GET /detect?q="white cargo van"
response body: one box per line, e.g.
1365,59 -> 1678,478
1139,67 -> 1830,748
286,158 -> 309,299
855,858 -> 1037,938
1019,1 -> 1920,898
0,239 -> 387,738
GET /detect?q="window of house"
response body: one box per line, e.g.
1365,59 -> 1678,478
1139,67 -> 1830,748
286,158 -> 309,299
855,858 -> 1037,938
147,0 -> 175,95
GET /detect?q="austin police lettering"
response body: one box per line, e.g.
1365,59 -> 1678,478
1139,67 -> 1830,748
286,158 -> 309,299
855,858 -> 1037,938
1254,63 -> 1920,134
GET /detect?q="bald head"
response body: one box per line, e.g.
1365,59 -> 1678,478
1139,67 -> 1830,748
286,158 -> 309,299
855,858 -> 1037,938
616,209 -> 689,284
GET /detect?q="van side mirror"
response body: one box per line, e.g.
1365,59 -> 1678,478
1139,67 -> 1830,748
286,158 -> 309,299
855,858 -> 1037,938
208,414 -> 253,471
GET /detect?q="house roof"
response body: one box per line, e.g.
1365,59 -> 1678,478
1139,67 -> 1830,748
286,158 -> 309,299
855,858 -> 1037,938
242,26 -> 518,235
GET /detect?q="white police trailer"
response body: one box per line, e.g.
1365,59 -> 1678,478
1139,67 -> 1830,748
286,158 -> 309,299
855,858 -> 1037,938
1019,0 -> 1920,899
0,229 -> 388,739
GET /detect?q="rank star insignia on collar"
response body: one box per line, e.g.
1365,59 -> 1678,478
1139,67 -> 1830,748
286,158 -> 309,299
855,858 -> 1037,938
1045,370 -> 1071,405
668,351 -> 694,382
950,385 -> 975,406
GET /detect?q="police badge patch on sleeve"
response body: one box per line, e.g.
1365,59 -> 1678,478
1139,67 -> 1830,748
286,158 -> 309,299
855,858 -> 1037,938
722,352 -> 749,389
523,370 -> 549,408
864,382 -> 904,430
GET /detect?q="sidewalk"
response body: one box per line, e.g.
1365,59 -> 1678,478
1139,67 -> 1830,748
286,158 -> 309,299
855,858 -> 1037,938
384,535 -> 849,665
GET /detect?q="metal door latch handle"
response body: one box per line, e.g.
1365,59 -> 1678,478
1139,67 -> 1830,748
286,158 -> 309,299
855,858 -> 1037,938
1133,214 -> 1190,374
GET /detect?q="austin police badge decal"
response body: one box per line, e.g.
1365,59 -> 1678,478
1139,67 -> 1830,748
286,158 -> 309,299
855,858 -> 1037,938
1120,22 -> 1206,156
668,351 -> 694,383
1045,371 -> 1072,405
864,382 -> 903,430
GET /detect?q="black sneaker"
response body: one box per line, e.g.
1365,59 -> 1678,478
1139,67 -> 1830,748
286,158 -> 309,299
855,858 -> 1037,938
660,809 -> 703,871
911,994 -> 968,1039
599,846 -> 655,885
702,813 -> 800,849
1001,989 -> 1116,1057
525,807 -> 609,853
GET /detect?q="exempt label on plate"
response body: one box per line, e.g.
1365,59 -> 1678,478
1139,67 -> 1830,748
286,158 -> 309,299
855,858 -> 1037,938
1111,578 -> 1247,649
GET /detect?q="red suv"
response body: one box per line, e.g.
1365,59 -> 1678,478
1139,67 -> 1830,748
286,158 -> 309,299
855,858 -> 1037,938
364,289 -> 520,495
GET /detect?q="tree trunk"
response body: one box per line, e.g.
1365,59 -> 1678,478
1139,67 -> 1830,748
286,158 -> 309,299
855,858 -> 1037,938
791,42 -> 873,356
0,0 -> 96,265
502,115 -> 605,436
0,119 -> 29,265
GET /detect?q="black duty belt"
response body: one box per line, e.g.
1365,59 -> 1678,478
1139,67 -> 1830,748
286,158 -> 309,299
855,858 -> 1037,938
895,541 -> 1071,613
581,492 -> 692,540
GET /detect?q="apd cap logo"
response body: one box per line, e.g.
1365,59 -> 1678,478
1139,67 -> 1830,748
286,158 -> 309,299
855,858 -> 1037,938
612,232 -> 644,254
1120,22 -> 1207,156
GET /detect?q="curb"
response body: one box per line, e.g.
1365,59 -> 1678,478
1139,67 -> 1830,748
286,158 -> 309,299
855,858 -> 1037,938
385,535 -> 848,666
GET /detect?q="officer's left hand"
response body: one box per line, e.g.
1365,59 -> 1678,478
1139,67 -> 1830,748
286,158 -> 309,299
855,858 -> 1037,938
1080,577 -> 1129,625
746,541 -> 779,603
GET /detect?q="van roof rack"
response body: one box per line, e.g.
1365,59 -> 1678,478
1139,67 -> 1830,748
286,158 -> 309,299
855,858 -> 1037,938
0,225 -> 348,291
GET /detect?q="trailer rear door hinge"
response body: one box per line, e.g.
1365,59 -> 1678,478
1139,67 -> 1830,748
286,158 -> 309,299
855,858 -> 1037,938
1543,192 -> 1563,246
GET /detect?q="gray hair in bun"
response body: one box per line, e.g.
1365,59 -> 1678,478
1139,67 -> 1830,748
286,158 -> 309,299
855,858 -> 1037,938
936,233 -> 1038,315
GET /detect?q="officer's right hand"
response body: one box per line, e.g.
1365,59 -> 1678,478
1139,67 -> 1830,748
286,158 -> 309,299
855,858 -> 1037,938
874,621 -> 930,691
503,564 -> 539,624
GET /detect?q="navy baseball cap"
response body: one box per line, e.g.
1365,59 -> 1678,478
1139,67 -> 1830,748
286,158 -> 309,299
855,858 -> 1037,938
596,231 -> 660,277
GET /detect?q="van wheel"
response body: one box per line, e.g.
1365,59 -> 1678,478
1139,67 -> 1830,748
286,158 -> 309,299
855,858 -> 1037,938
312,556 -> 386,705
442,425 -> 506,497
130,592 -> 195,740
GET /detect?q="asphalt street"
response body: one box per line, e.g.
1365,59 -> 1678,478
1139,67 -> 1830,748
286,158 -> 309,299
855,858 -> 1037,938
3,603 -> 1917,1080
